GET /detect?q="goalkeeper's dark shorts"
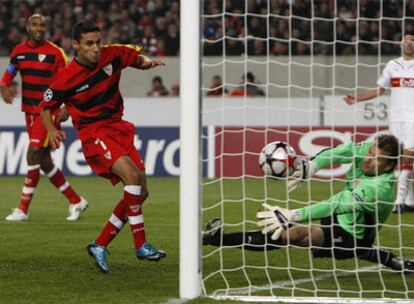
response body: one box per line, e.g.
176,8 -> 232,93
313,216 -> 374,260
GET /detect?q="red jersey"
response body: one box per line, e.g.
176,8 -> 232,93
40,45 -> 142,137
0,40 -> 67,113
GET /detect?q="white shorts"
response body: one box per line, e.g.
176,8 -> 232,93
389,122 -> 414,149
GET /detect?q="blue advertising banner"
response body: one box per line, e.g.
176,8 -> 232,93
0,127 -> 207,177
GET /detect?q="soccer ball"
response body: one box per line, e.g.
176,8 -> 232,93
259,141 -> 298,178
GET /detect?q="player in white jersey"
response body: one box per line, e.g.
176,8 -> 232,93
343,33 -> 414,213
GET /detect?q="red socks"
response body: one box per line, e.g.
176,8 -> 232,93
124,185 -> 146,249
18,165 -> 81,214
47,166 -> 81,204
18,164 -> 41,213
95,186 -> 146,249
95,199 -> 127,247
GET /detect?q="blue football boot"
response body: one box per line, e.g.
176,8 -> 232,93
136,243 -> 166,261
86,241 -> 110,273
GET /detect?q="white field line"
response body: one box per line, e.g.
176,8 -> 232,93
213,265 -> 379,296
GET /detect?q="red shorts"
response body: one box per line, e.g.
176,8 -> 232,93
25,112 -> 61,148
79,120 -> 145,185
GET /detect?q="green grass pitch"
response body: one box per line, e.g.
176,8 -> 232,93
0,177 -> 180,304
202,177 -> 414,301
0,176 -> 413,303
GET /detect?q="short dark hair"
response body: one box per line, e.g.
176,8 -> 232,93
244,71 -> 255,83
212,75 -> 222,81
72,21 -> 100,42
376,134 -> 403,172
152,76 -> 162,83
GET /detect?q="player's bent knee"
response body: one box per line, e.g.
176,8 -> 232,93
123,167 -> 141,185
141,188 -> 149,203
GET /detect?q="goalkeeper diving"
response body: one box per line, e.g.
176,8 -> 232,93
203,134 -> 414,272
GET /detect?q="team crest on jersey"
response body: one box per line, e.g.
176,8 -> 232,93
38,54 -> 46,62
103,63 -> 113,76
43,89 -> 53,101
104,150 -> 112,160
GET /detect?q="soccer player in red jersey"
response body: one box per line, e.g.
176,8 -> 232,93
40,21 -> 166,273
0,14 -> 88,222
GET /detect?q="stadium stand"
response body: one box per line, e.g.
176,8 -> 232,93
0,0 -> 180,56
203,0 -> 414,56
1,0 -> 413,58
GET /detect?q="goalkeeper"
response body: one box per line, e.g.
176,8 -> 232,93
203,134 -> 414,272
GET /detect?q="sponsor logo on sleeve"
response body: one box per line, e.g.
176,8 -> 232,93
43,89 -> 53,101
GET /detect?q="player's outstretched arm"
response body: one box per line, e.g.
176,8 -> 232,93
40,108 -> 66,149
135,55 -> 165,70
287,158 -> 317,192
0,84 -> 15,104
343,87 -> 385,105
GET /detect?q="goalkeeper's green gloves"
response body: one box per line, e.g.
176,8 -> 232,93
287,158 -> 317,193
256,203 -> 300,241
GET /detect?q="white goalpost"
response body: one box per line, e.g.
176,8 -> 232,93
181,0 -> 414,302
180,0 -> 202,300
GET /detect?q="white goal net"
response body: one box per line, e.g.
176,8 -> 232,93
200,0 -> 414,302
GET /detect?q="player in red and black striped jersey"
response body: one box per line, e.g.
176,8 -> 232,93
0,14 -> 87,222
40,21 -> 166,273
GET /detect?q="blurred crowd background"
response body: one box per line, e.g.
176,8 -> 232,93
1,0 -> 414,96
0,0 -> 180,57
203,0 -> 414,56
1,0 -> 414,57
